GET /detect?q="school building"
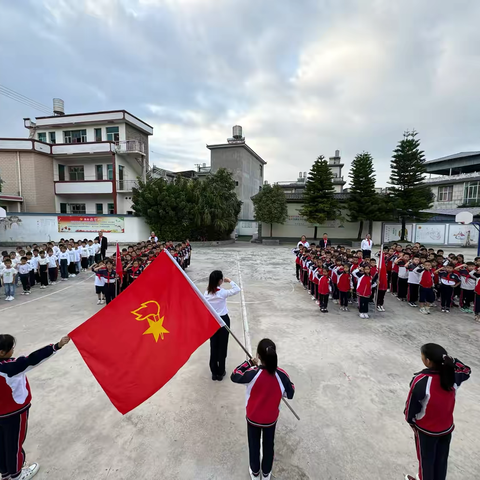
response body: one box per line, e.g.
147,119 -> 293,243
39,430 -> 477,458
0,101 -> 152,215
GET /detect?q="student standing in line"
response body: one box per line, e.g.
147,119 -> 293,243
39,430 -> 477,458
17,258 -> 31,295
317,268 -> 330,313
454,262 -> 476,313
406,256 -> 421,307
337,264 -> 352,312
415,261 -> 435,315
404,343 -> 471,480
67,245 -> 76,277
435,264 -> 461,313
353,265 -> 377,318
231,339 -> 295,480
37,251 -> 49,290
46,248 -> 58,285
204,270 -> 241,381
0,334 -> 71,480
58,245 -> 69,281
1,259 -> 17,301
25,252 -> 35,289
94,260 -> 117,305
395,253 -> 410,302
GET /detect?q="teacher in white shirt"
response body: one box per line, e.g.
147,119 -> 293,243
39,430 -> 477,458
297,235 -> 310,249
361,234 -> 373,259
204,270 -> 241,381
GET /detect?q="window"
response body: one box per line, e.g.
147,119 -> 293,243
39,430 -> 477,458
126,210 -> 133,215
108,203 -> 115,214
68,166 -> 85,181
58,164 -> 65,181
49,132 -> 56,144
118,165 -> 124,190
70,204 -> 86,214
464,182 -> 480,205
96,165 -> 104,180
106,126 -> 119,142
107,164 -> 113,180
235,181 -> 239,186
94,128 -> 102,142
96,203 -> 104,214
60,203 -> 67,213
64,129 -> 87,143
38,132 -> 47,142
259,165 -> 263,177
437,185 -> 453,202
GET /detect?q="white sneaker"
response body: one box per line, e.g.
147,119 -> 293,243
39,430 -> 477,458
364,314 -> 370,319
359,313 -> 365,318
18,462 -> 40,479
377,306 -> 382,311
97,299 -> 102,305
262,474 -> 271,480
52,281 -> 57,285
250,468 -> 260,480
4,297 -> 8,301
72,274 -> 76,277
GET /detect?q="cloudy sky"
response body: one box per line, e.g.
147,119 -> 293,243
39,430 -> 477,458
1,0 -> 479,186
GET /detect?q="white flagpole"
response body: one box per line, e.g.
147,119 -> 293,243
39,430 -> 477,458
163,250 -> 300,421
375,243 -> 384,309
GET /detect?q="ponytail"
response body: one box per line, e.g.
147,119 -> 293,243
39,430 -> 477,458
421,343 -> 455,391
207,270 -> 224,294
257,338 -> 278,374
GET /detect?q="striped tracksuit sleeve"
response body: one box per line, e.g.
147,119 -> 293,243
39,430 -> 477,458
404,374 -> 429,425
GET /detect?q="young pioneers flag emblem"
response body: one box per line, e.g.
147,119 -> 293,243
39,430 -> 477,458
70,251 -> 224,414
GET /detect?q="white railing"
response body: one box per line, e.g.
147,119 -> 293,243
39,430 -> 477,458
424,172 -> 480,183
115,140 -> 145,154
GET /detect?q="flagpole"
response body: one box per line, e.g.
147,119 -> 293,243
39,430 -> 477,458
375,243 -> 384,309
163,250 -> 300,421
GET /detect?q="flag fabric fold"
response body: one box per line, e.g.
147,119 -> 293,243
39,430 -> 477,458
376,244 -> 388,299
70,250 -> 223,414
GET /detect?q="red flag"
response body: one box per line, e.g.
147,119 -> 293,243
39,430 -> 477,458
115,243 -> 123,281
377,246 -> 388,291
69,251 -> 224,414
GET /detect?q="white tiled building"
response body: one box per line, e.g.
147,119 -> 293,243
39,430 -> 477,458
0,109 -> 152,214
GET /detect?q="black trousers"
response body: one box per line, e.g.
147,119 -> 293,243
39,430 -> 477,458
19,273 -> 30,292
408,283 -> 419,303
0,410 -> 29,479
209,314 -> 230,376
339,291 -> 349,307
302,270 -> 309,288
398,278 -> 408,299
104,283 -> 116,304
377,289 -> 386,306
60,259 -> 68,278
68,262 -> 76,274
295,263 -> 300,280
414,429 -> 451,480
332,283 -> 339,300
319,294 -> 329,310
81,257 -> 88,269
28,270 -> 35,287
391,271 -> 398,294
247,422 -> 276,476
440,285 -> 454,308
94,253 -> 101,264
39,265 -> 48,286
48,267 -> 58,282
460,289 -> 474,308
359,296 -> 369,313
362,249 -> 372,259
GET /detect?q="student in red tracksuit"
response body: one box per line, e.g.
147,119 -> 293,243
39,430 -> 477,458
404,343 -> 471,480
0,334 -> 71,480
376,255 -> 388,312
353,265 -> 377,319
231,339 -> 295,480
317,268 -> 330,313
469,268 -> 480,322
415,261 -> 435,315
337,265 -> 352,311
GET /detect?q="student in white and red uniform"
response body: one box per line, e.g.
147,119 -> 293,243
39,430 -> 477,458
317,268 -> 330,313
415,261 -> 435,315
468,268 -> 480,322
0,334 -> 70,480
404,343 -> 471,480
337,264 -> 353,311
353,265 -> 377,319
231,339 -> 295,480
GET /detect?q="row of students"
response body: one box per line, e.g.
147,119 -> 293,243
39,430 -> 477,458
385,243 -> 480,322
293,244 -> 383,318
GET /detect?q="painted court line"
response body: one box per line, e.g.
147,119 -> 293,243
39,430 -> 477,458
0,275 -> 94,313
236,254 -> 252,356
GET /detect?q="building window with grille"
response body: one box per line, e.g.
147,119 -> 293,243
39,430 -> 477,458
96,165 -> 104,180
94,128 -> 102,142
96,203 -> 104,214
108,203 -> 115,214
107,164 -> 113,180
70,203 -> 86,214
58,164 -> 65,181
68,166 -> 85,181
38,132 -> 47,142
106,126 -> 119,142
464,182 -> 480,205
60,203 -> 67,213
437,185 -> 453,202
64,129 -> 87,143
49,132 -> 56,144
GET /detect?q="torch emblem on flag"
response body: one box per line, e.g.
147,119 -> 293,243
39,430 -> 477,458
131,301 -> 169,342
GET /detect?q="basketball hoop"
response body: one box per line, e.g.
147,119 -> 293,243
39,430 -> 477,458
455,211 -> 473,225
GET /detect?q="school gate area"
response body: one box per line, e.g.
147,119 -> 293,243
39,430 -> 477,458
1,243 -> 478,480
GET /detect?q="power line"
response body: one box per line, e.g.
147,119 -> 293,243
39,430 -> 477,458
0,84 -> 52,111
0,85 -> 53,115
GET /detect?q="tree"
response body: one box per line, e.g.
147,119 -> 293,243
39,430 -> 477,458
299,155 -> 338,237
388,130 -> 433,240
347,152 -> 380,239
132,168 -> 241,241
252,183 -> 288,237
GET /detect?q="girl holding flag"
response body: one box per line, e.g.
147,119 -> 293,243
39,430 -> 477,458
376,247 -> 389,312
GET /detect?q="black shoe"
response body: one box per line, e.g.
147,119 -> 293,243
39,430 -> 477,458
212,374 -> 218,381
218,372 -> 226,381
324,309 -> 328,313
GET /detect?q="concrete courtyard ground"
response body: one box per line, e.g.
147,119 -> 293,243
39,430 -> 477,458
1,244 -> 479,480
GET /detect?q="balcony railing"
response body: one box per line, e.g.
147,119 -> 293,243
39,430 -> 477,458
117,179 -> 139,191
115,140 -> 145,155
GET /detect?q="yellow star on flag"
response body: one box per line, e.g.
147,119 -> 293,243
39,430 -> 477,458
143,316 -> 169,342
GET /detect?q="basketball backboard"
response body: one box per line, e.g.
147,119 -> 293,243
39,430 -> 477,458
455,211 -> 473,224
